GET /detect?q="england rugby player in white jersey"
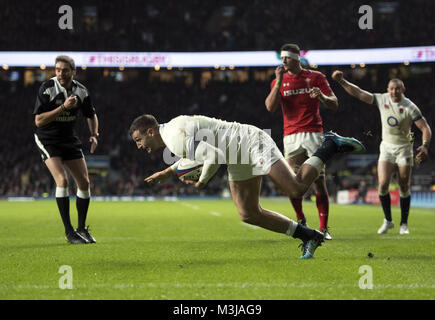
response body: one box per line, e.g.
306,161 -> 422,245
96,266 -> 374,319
129,114 -> 366,259
332,70 -> 432,235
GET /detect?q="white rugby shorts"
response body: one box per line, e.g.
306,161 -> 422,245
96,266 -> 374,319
227,129 -> 284,181
379,141 -> 414,167
283,132 -> 323,158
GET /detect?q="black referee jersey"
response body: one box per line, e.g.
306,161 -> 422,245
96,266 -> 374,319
33,77 -> 96,145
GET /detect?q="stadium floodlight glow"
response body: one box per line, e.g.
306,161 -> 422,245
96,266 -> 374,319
0,46 -> 435,68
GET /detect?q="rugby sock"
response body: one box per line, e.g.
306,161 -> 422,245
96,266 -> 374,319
379,193 -> 392,222
400,196 -> 411,225
292,223 -> 317,242
290,198 -> 306,223
55,187 -> 73,234
312,139 -> 338,163
76,189 -> 90,230
316,193 -> 329,230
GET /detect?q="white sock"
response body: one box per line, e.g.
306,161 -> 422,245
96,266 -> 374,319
77,188 -> 91,199
55,187 -> 69,198
285,219 -> 298,236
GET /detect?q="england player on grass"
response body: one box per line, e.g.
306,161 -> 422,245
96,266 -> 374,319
332,70 -> 432,235
129,114 -> 366,259
33,55 -> 99,244
266,44 -> 338,240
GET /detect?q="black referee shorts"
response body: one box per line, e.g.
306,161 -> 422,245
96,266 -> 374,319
34,134 -> 84,161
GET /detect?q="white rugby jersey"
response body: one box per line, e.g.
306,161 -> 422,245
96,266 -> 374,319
372,93 -> 422,145
159,115 -> 272,183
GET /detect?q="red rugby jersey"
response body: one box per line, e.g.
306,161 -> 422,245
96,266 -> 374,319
271,69 -> 332,136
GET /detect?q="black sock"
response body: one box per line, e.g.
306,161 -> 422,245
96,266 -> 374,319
56,197 -> 73,234
313,139 -> 338,163
76,197 -> 90,230
292,224 -> 316,242
379,193 -> 392,221
400,196 -> 411,225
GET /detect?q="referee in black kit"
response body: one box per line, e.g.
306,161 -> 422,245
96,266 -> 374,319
33,55 -> 99,244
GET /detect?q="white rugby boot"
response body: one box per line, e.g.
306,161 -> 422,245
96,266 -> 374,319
399,223 -> 410,235
377,219 -> 394,234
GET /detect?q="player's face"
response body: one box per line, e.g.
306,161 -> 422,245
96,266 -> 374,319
55,62 -> 74,87
131,129 -> 155,154
281,56 -> 299,72
387,81 -> 405,102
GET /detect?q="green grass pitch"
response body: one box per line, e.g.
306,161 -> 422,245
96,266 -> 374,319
0,199 -> 434,300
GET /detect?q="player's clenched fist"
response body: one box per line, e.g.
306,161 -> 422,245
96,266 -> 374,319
309,87 -> 323,99
275,65 -> 285,80
331,70 -> 344,82
64,95 -> 78,109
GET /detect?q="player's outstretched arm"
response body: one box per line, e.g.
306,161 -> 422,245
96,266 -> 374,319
144,167 -> 175,184
332,70 -> 374,105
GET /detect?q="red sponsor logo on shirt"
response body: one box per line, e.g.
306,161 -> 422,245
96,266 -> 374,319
384,104 -> 390,109
399,108 -> 404,113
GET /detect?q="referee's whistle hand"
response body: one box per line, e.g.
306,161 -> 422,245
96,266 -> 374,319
64,95 -> 78,109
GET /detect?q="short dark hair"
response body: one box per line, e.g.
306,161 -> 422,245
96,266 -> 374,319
55,55 -> 76,70
389,78 -> 405,88
280,44 -> 300,55
129,114 -> 159,136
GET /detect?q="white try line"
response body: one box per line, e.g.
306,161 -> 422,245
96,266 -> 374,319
180,202 -> 223,218
241,222 -> 260,230
1,282 -> 434,291
180,202 -> 200,211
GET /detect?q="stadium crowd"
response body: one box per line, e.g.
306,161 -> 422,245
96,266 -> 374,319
1,0 -> 435,52
0,62 -> 434,198
1,0 -> 434,198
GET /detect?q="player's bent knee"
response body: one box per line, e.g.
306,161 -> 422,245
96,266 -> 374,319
55,177 -> 69,188
285,187 -> 303,199
76,176 -> 90,190
238,209 -> 261,224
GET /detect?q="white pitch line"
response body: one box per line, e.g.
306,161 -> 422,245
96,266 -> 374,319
180,202 -> 199,210
1,282 -> 434,291
209,211 -> 221,217
241,222 -> 260,230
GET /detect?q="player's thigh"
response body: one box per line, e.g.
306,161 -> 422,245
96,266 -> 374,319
229,176 -> 262,217
397,165 -> 412,189
64,158 -> 90,190
286,152 -> 308,168
377,160 -> 396,187
45,157 -> 69,187
286,154 -> 327,195
268,158 -> 309,198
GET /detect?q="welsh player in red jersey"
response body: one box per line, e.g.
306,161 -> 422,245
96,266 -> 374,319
265,44 -> 338,239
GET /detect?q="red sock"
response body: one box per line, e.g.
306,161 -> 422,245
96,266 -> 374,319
290,198 -> 305,222
316,193 -> 329,230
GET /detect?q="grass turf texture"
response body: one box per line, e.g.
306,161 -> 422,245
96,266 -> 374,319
0,199 -> 434,300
